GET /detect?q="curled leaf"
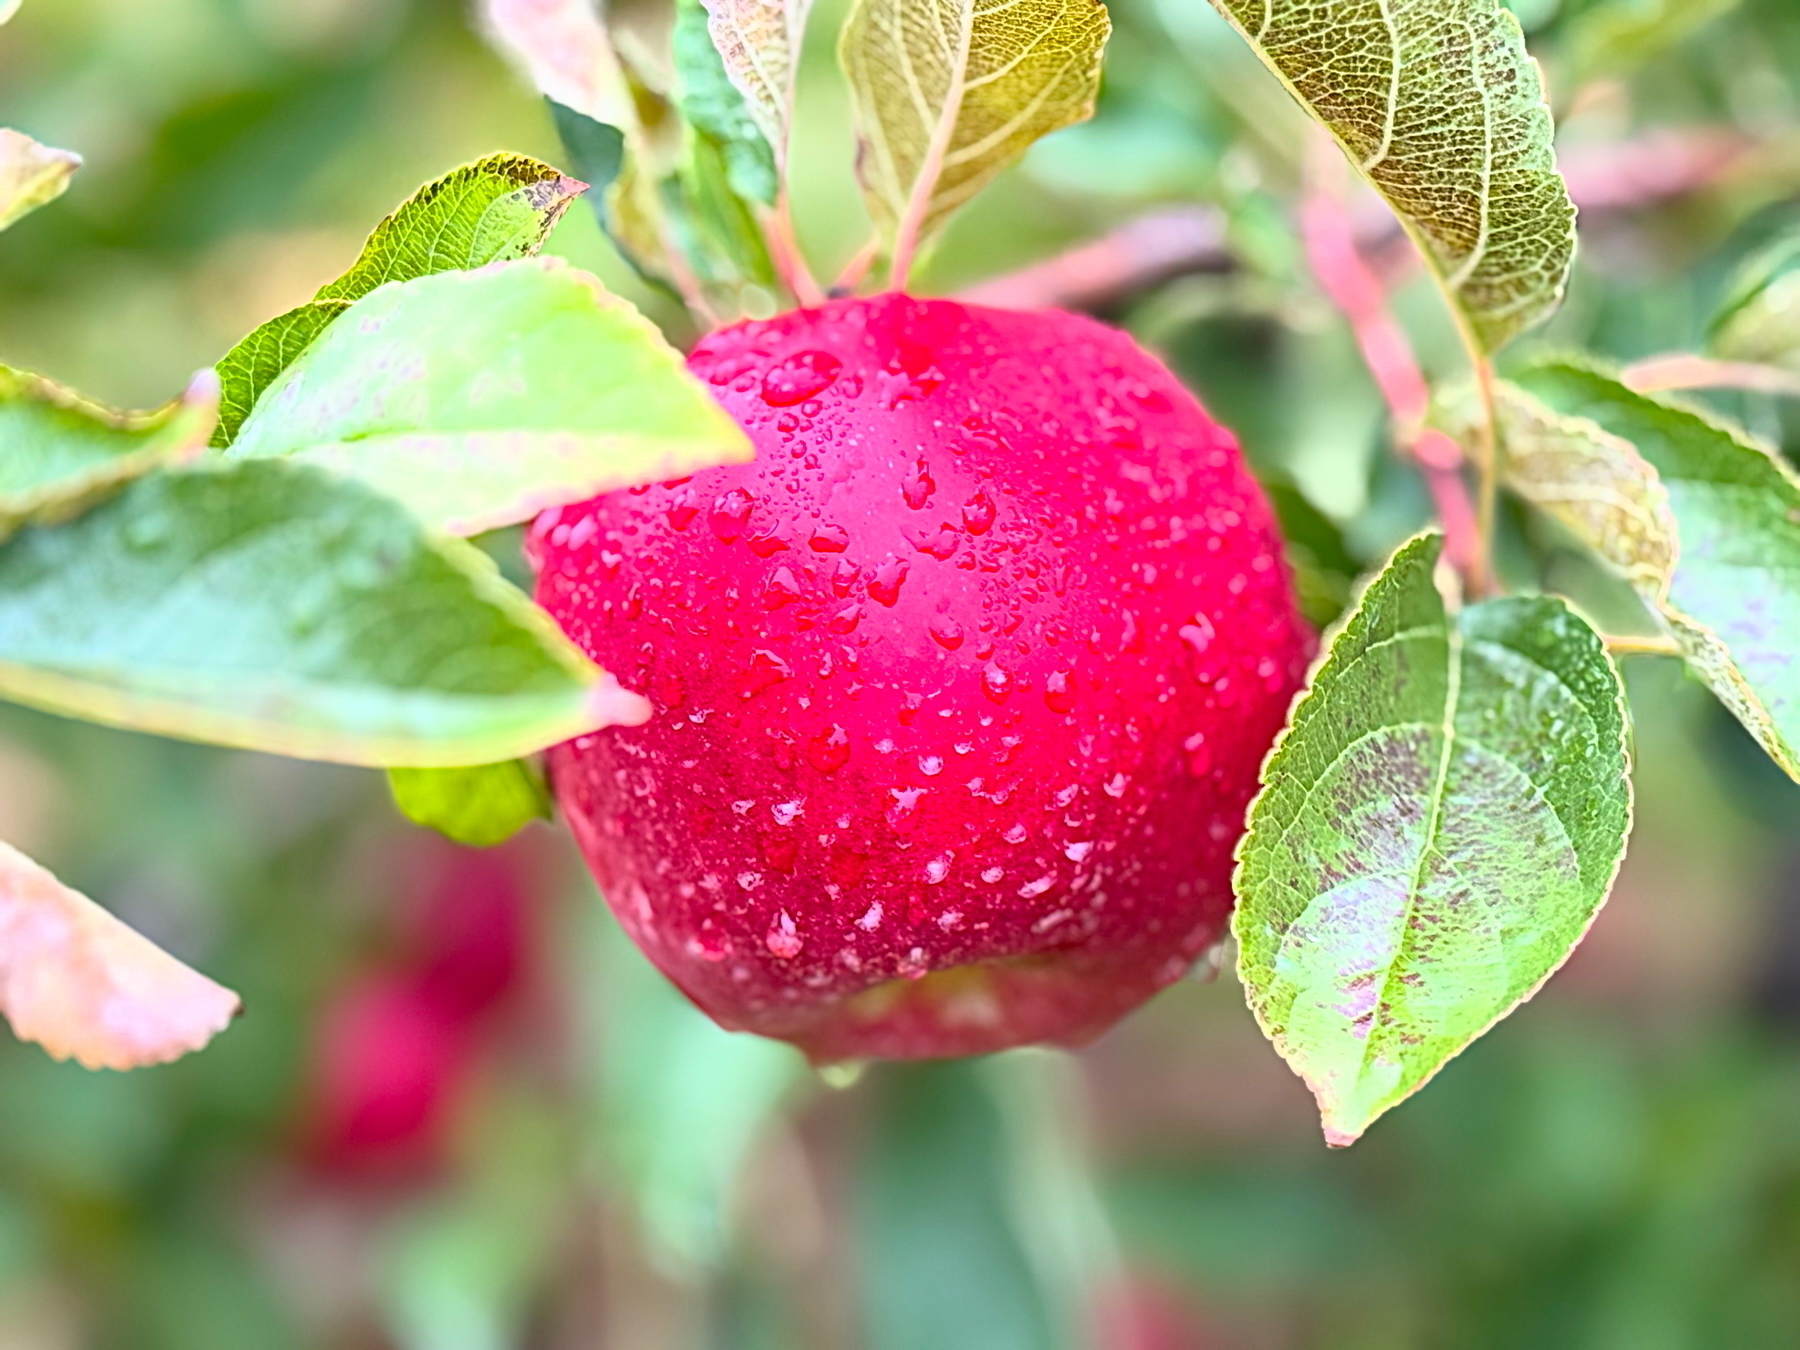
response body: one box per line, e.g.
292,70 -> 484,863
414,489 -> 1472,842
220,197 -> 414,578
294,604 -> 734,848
1206,0 -> 1576,353
840,0 -> 1110,271
1235,534 -> 1630,1145
0,841 -> 239,1070
1441,379 -> 1678,600
1514,360 -> 1800,781
0,128 -> 79,232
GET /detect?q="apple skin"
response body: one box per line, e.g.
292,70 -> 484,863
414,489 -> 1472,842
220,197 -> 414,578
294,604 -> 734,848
531,294 -> 1311,1061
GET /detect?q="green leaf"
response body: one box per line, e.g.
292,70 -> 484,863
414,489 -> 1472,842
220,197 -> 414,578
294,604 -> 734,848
696,0 -> 812,171
548,99 -> 628,202
0,459 -> 647,767
1205,0 -> 1576,354
676,0 -> 779,206
1710,234 -> 1800,371
0,128 -> 79,232
211,155 -> 583,449
0,366 -> 217,537
1513,360 -> 1800,780
1235,533 -> 1630,1145
839,0 -> 1110,265
227,259 -> 751,535
388,760 -> 552,848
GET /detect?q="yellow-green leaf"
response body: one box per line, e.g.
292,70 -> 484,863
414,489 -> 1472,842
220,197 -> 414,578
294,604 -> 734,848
1205,0 -> 1576,354
211,155 -> 584,449
0,840 -> 240,1070
388,760 -> 552,848
0,128 -> 79,232
1512,360 -> 1800,781
227,259 -> 752,536
839,0 -> 1110,268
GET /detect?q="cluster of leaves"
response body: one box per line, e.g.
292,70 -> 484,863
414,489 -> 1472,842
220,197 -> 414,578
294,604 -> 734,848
0,133 -> 751,1067
1214,0 -> 1800,1144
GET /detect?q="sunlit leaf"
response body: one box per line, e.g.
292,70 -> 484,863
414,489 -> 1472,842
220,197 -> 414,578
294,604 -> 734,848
0,366 -> 217,537
1206,0 -> 1576,353
1440,378 -> 1678,599
227,259 -> 751,535
698,0 -> 812,170
0,128 -> 79,232
388,760 -> 552,848
0,459 -> 649,767
676,0 -> 779,205
839,0 -> 1109,266
212,155 -> 584,448
1235,533 -> 1630,1145
1514,360 -> 1800,780
0,840 -> 239,1070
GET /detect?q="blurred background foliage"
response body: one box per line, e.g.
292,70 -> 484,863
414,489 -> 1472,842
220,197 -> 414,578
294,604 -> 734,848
2,0 -> 1800,1346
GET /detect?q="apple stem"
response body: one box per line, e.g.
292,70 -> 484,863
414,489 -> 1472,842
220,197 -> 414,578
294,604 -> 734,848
1300,138 -> 1491,595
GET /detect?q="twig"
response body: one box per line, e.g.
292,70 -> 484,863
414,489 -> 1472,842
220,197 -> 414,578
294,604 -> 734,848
957,207 -> 1229,312
1623,354 -> 1800,398
953,127 -> 1764,317
1299,137 -> 1489,594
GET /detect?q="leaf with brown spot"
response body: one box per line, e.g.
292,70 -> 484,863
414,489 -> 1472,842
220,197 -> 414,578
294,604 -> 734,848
0,841 -> 239,1070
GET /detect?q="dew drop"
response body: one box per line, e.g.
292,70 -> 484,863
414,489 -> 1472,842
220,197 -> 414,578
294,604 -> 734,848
810,522 -> 851,552
962,489 -> 996,534
766,910 -> 803,958
760,350 -> 842,407
709,488 -> 754,542
1044,669 -> 1075,714
901,457 -> 936,510
808,724 -> 851,772
929,616 -> 964,650
869,554 -> 910,606
982,661 -> 1012,703
762,566 -> 802,608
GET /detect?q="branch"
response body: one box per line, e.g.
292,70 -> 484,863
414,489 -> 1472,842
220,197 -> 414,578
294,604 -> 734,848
1299,140 -> 1488,594
956,206 -> 1228,312
957,128 -> 1763,316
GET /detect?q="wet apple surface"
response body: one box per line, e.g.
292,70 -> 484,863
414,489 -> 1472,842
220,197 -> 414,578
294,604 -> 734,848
532,294 -> 1311,1060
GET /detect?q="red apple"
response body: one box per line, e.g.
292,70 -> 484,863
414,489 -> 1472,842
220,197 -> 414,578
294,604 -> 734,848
531,295 -> 1310,1061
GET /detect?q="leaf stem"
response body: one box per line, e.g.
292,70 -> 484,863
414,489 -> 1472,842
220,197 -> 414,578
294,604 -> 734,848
831,235 -> 882,296
1300,137 -> 1490,595
765,190 -> 825,308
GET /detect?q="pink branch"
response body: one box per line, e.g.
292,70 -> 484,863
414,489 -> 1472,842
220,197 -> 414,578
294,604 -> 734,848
1300,140 -> 1486,591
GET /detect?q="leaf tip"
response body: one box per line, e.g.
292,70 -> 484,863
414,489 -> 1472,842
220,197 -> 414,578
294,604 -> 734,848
589,672 -> 654,728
